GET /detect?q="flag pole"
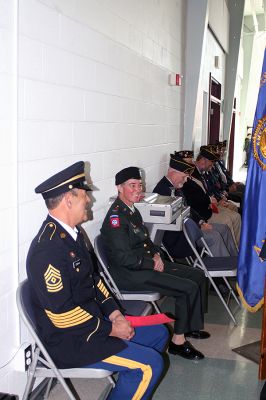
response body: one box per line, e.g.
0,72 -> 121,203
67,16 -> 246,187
259,279 -> 266,379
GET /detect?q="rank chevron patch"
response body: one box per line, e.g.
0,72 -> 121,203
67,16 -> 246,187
44,264 -> 63,292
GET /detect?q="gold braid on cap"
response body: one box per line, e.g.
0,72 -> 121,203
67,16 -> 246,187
170,157 -> 195,173
42,173 -> 85,193
201,148 -> 218,158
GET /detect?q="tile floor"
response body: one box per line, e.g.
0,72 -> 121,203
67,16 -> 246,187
48,288 -> 264,400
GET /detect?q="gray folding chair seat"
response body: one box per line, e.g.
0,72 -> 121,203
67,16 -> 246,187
94,234 -> 162,313
120,290 -> 162,302
16,280 -> 115,400
203,256 -> 238,272
122,300 -> 152,316
182,217 -> 241,325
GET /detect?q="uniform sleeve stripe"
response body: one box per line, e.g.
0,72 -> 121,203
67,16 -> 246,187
46,306 -> 86,318
46,314 -> 92,328
45,307 -> 92,328
102,355 -> 153,400
97,280 -> 109,297
86,318 -> 100,341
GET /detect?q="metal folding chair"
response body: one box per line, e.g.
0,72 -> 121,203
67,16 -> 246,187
182,217 -> 241,325
94,235 -> 162,313
16,280 -> 115,400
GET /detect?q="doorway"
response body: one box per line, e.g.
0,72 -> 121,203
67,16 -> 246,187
208,74 -> 222,144
228,98 -> 236,174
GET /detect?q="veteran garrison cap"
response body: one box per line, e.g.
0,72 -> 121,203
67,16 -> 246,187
199,146 -> 219,161
175,150 -> 194,159
35,161 -> 92,199
115,166 -> 141,185
169,154 -> 195,173
216,140 -> 227,149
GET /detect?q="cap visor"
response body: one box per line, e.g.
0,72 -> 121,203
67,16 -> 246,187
85,183 -> 99,191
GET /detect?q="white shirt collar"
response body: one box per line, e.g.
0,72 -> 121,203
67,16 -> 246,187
49,214 -> 79,241
120,199 -> 135,213
127,204 -> 135,212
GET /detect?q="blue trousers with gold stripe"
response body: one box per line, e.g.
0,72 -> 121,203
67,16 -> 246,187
87,325 -> 169,400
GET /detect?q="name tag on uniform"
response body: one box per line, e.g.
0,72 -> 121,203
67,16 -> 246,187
73,259 -> 81,270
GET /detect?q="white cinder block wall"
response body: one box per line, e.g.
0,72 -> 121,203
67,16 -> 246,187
1,0 -> 186,396
18,0 -> 185,247
0,0 -> 21,394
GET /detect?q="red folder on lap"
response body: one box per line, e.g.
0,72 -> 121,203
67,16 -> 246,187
125,313 -> 175,327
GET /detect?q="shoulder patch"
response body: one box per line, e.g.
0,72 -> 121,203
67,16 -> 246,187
110,214 -> 120,228
44,264 -> 63,293
38,222 -> 57,243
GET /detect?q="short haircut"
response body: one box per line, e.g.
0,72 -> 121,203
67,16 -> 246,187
44,189 -> 78,210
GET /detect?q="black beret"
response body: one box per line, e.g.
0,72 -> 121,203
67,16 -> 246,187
115,167 -> 141,185
175,150 -> 194,158
169,154 -> 195,173
199,147 -> 219,161
35,161 -> 92,199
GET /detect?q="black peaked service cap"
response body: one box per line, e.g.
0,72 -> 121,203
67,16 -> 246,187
35,161 -> 92,199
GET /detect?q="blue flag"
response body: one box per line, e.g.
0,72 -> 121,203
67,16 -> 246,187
237,49 -> 266,311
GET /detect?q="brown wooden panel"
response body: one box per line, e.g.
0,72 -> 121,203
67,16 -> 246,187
259,281 -> 266,380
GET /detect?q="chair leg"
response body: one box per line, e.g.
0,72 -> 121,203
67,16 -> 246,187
22,372 -> 36,400
161,245 -> 174,262
51,369 -> 77,400
209,276 -> 237,326
107,375 -> 116,388
152,301 -> 161,313
222,277 -> 241,306
185,257 -> 192,266
102,376 -> 116,400
43,378 -> 54,399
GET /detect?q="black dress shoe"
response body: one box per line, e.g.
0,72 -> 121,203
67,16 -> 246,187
185,330 -> 210,340
168,340 -> 204,360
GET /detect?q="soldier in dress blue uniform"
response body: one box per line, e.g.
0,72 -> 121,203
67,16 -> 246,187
26,161 -> 169,400
101,166 -> 211,361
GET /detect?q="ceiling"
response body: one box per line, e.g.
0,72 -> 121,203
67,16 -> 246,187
244,0 -> 264,16
243,0 -> 266,32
